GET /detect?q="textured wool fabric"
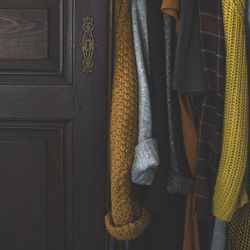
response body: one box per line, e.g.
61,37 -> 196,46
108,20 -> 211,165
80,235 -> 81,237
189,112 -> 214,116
140,0 -> 170,213
195,0 -> 226,220
145,1 -> 185,247
163,12 -> 193,194
161,0 -> 179,21
173,0 -> 207,95
128,1 -> 185,248
227,204 -> 250,250
246,0 -> 250,199
213,0 -> 249,221
178,94 -> 200,250
145,1 -> 185,248
130,0 -> 160,186
246,0 -> 250,200
105,0 -> 151,240
226,5 -> 250,249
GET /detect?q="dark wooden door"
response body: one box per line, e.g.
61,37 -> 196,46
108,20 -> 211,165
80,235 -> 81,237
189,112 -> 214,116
0,0 -> 110,249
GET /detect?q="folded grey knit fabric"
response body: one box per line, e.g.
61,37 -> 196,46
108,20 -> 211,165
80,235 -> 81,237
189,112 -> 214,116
130,0 -> 160,186
131,138 -> 159,185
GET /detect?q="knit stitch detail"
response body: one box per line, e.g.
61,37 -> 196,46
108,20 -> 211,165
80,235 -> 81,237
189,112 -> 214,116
131,138 -> 160,185
105,208 -> 151,240
130,0 -> 160,186
227,204 -> 250,250
213,0 -> 249,221
105,0 -> 151,240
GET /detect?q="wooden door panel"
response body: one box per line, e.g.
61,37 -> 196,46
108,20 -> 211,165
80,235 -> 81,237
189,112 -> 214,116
0,121 -> 72,250
0,85 -> 73,119
0,140 -> 47,250
0,9 -> 48,60
0,0 -> 109,249
0,0 -> 74,247
0,0 -> 72,84
73,0 -> 109,249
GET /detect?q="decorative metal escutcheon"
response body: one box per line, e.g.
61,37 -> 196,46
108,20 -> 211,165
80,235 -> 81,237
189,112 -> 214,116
81,17 -> 96,73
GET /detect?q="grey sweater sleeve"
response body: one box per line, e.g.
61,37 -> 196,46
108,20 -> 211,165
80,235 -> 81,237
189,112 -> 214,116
130,0 -> 160,186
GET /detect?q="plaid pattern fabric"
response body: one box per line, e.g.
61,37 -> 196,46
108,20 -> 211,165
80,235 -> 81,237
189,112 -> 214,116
194,0 -> 226,220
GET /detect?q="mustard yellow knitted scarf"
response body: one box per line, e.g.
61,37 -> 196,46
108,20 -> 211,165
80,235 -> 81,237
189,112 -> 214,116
105,0 -> 151,240
213,0 -> 249,221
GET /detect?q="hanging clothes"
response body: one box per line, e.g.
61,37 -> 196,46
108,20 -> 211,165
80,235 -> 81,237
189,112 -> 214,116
162,2 -> 194,195
105,0 -> 151,240
194,0 -> 226,220
178,94 -> 200,250
139,0 -> 182,215
193,1 -> 227,249
130,0 -> 160,186
106,0 -> 250,247
213,0 -> 249,221
226,3 -> 250,249
173,0 -> 207,95
129,0 -> 185,248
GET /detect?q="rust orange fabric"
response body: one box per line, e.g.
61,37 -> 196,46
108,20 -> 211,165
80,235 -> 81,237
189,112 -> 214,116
161,0 -> 179,33
178,93 -> 200,250
161,0 -> 179,20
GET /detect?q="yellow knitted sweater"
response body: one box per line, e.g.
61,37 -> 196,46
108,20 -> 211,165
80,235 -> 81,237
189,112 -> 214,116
105,0 -> 151,240
227,204 -> 250,249
213,0 -> 249,221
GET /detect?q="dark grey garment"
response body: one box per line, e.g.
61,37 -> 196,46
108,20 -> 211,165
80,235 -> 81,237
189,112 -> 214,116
128,1 -> 186,249
210,218 -> 227,250
109,236 -> 116,250
163,13 -> 193,194
173,0 -> 207,94
109,236 -> 129,250
130,0 -> 160,186
125,241 -> 129,250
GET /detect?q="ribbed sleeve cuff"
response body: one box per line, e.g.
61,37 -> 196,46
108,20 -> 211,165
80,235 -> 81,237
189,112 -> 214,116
213,184 -> 249,221
167,172 -> 193,194
131,138 -> 160,185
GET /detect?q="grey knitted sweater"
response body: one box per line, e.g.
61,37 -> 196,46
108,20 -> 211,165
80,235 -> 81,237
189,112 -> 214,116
130,0 -> 160,185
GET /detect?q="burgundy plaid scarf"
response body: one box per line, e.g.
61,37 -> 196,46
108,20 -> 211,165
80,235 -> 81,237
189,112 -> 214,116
195,0 -> 226,221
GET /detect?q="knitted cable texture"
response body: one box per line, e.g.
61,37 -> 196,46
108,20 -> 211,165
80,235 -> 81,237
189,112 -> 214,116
105,0 -> 151,240
213,0 -> 249,221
